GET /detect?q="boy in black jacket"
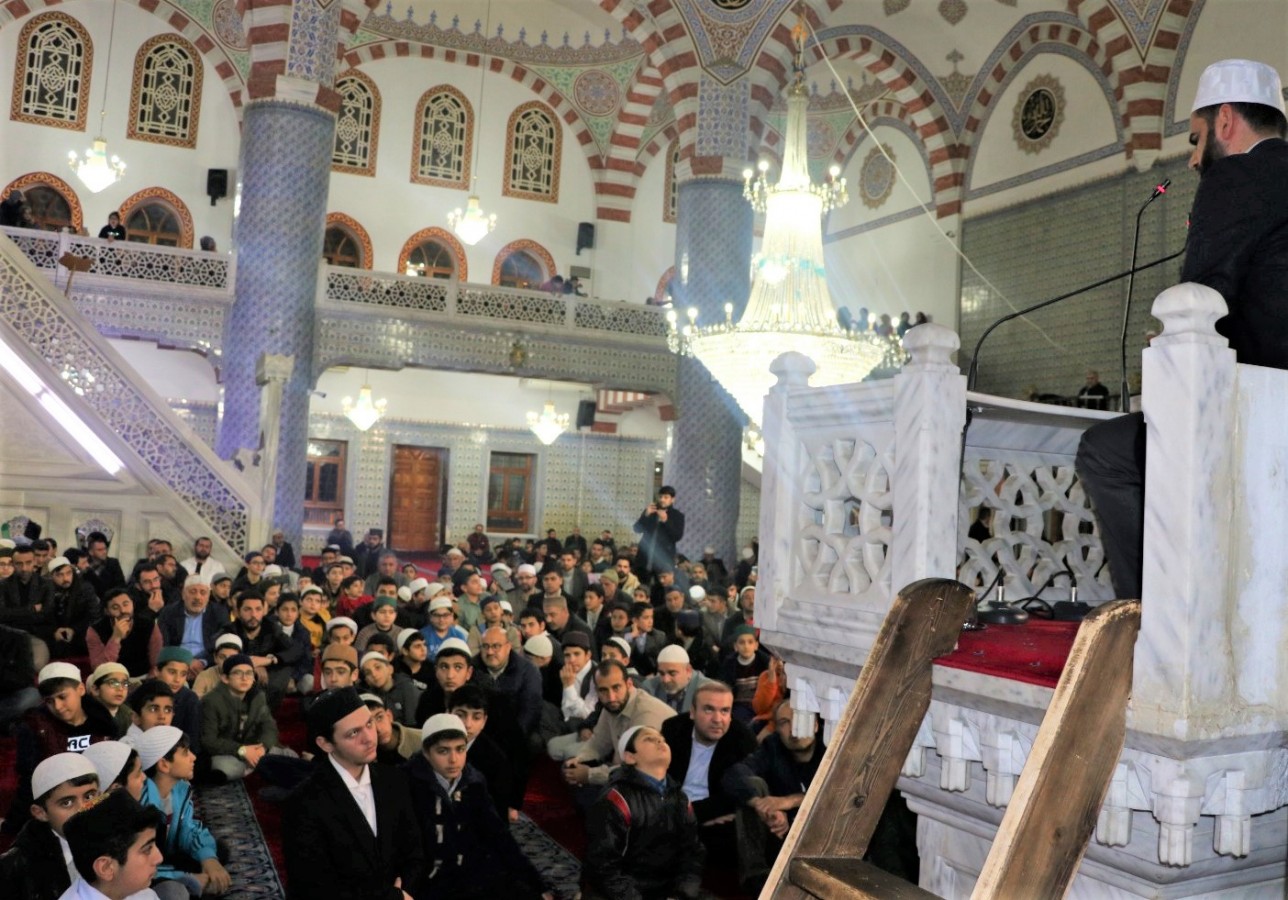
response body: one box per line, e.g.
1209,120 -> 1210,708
405,713 -> 551,900
584,725 -> 706,900
0,752 -> 101,900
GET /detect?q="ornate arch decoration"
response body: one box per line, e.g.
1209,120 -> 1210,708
831,102 -> 931,185
662,139 -> 679,224
326,212 -> 373,269
1,0 -> 248,118
593,61 -> 670,223
491,238 -> 556,286
410,83 -> 473,189
117,186 -> 195,248
3,171 -> 83,231
332,68 -> 381,176
127,32 -> 203,148
398,226 -> 467,280
654,266 -> 675,304
10,11 -> 93,131
503,100 -> 562,203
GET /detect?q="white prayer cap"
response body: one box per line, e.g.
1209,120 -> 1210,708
426,581 -> 451,598
408,577 -> 430,595
300,585 -> 323,597
657,645 -> 690,666
397,586 -> 412,603
1192,59 -> 1285,113
396,628 -> 422,650
38,661 -> 82,685
445,548 -> 465,558
421,713 -> 467,745
500,600 -> 514,613
359,693 -> 385,708
89,662 -> 128,686
523,634 -> 553,658
435,637 -> 472,659
606,636 -> 632,657
429,596 -> 454,612
47,556 -> 72,573
517,564 -> 537,577
490,562 -> 512,575
81,741 -> 134,788
361,651 -> 390,669
132,725 -> 185,771
263,564 -> 283,578
326,616 -> 358,634
688,585 -> 706,601
32,753 -> 98,799
617,725 -> 644,761
214,633 -> 244,651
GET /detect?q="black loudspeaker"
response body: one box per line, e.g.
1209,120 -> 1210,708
576,221 -> 595,255
575,399 -> 596,429
207,169 -> 228,206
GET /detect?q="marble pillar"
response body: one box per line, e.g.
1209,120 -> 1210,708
216,101 -> 335,546
669,179 -> 753,561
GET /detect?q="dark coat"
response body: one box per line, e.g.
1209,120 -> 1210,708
661,713 -> 757,822
633,505 -> 686,573
157,602 -> 229,664
43,577 -> 100,651
0,576 -> 51,632
470,651 -> 542,736
282,758 -> 424,900
0,818 -> 70,900
403,755 -> 545,899
1182,137 -> 1288,369
83,557 -> 126,598
584,766 -> 705,900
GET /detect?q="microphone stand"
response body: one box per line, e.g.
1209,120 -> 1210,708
1119,179 -> 1171,410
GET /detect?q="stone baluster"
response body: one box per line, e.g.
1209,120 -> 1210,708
931,707 -> 979,792
756,352 -> 814,633
787,666 -> 820,740
1095,762 -> 1133,846
1132,283 -> 1237,740
1210,769 -> 1251,858
981,725 -> 1028,808
892,323 -> 966,593
1153,773 -> 1202,866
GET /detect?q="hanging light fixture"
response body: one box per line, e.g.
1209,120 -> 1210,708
342,374 -> 387,431
448,2 -> 497,245
68,0 -> 126,193
670,14 -> 897,425
527,400 -> 569,445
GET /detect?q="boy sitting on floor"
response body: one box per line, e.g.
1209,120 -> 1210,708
0,753 -> 102,899
61,788 -> 166,900
134,726 -> 231,898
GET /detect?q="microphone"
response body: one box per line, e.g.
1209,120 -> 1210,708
965,244 -> 1186,394
1119,178 -> 1171,410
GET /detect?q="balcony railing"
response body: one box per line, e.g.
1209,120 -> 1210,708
1,226 -> 234,291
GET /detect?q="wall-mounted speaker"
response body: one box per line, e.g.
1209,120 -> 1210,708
207,169 -> 228,206
576,221 -> 595,255
575,399 -> 596,429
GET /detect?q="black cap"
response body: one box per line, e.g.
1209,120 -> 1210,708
562,631 -> 591,651
658,485 -> 676,497
307,687 -> 367,745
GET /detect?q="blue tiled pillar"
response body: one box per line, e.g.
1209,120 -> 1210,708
669,179 -> 752,562
216,101 -> 334,546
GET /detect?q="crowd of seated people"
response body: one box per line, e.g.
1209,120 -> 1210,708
0,511 -> 882,900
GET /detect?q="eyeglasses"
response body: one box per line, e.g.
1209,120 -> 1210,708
480,642 -> 507,651
226,669 -> 256,679
99,679 -> 129,689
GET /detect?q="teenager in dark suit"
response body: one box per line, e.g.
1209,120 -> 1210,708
282,688 -> 423,900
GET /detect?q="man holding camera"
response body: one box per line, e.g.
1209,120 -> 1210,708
633,486 -> 685,574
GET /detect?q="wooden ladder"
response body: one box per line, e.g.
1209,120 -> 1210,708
765,578 -> 1141,900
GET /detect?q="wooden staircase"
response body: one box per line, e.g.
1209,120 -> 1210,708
765,578 -> 1141,900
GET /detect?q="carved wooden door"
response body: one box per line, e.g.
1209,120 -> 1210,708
388,445 -> 448,553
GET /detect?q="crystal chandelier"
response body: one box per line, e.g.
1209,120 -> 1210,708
448,194 -> 496,246
69,0 -> 125,194
448,1 -> 496,245
527,401 -> 569,445
342,383 -> 387,431
671,18 -> 894,424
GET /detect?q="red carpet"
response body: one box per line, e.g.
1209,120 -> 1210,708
935,619 -> 1079,688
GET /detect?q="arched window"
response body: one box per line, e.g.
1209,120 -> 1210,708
323,213 -> 372,269
323,226 -> 363,268
128,35 -> 202,148
398,227 -> 466,280
2,173 -> 83,232
407,241 -> 456,279
332,70 -> 379,176
118,188 -> 193,248
497,251 -> 544,289
413,86 -> 471,189
664,140 -> 679,223
12,12 -> 91,130
504,102 -> 560,202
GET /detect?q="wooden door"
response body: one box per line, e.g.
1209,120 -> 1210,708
388,445 -> 448,553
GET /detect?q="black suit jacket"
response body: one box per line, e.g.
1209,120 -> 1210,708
282,758 -> 423,900
661,713 -> 757,822
1182,137 -> 1288,369
156,602 -> 229,663
83,558 -> 126,598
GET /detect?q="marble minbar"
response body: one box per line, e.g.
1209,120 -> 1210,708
757,283 -> 1288,898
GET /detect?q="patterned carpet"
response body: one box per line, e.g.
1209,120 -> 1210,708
194,778 -> 582,900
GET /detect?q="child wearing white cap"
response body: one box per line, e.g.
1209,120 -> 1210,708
135,726 -> 231,896
405,714 -> 552,899
0,752 -> 100,896
417,596 -> 468,659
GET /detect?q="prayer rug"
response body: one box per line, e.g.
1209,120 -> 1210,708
194,779 -> 284,899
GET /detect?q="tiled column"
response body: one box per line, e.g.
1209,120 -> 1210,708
215,102 -> 333,546
669,179 -> 752,561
